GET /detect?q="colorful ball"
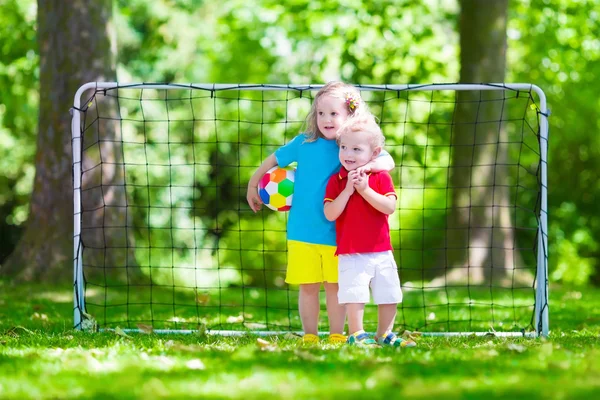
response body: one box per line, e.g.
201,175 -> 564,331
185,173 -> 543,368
257,166 -> 295,211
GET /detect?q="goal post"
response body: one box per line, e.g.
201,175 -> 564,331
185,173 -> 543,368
71,82 -> 549,337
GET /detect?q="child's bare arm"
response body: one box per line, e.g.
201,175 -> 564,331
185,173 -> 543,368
356,186 -> 397,215
247,153 -> 278,212
361,152 -> 395,173
324,178 -> 355,221
369,152 -> 395,172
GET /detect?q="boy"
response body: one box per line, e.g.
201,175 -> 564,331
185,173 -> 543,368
323,115 -> 416,348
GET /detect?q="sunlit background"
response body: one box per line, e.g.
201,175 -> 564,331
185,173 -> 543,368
2,0 -> 598,287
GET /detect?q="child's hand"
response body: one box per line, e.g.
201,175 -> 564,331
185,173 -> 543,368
354,170 -> 369,192
355,163 -> 372,175
246,184 -> 263,212
344,172 -> 356,195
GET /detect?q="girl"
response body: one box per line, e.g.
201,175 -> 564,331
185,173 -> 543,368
246,82 -> 395,344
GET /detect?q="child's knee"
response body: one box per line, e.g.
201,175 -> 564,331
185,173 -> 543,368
300,283 -> 321,296
323,282 -> 339,293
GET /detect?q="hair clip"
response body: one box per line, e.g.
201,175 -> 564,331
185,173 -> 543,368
344,92 -> 360,111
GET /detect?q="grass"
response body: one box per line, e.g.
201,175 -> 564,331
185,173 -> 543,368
0,280 -> 599,399
81,280 -> 536,333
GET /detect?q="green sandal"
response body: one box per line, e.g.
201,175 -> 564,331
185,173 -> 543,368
377,332 -> 417,348
347,330 -> 379,348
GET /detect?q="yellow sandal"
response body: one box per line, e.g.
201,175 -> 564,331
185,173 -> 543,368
302,333 -> 319,344
327,333 -> 347,344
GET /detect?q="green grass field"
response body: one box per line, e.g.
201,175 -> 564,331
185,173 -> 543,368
80,280 -> 537,333
1,280 -> 599,399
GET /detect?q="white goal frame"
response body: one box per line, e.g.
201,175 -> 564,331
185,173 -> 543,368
71,82 -> 549,337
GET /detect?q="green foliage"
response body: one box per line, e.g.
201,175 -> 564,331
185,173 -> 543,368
89,84 -> 546,290
508,0 -> 600,284
550,203 -> 596,286
115,0 -> 459,84
0,0 -> 37,262
107,1 -> 462,287
1,0 -> 599,285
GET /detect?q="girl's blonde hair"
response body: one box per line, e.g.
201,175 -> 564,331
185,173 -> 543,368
302,81 -> 370,143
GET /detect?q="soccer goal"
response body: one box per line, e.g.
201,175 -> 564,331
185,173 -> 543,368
71,82 -> 549,337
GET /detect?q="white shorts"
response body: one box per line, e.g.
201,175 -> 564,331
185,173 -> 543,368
337,251 -> 403,305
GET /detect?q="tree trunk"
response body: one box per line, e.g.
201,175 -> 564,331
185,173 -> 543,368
1,0 -> 133,282
435,0 -> 526,286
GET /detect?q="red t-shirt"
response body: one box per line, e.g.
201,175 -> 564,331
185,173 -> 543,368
324,168 -> 396,255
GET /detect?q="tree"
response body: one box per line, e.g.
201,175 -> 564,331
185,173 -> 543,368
1,0 -> 130,281
436,0 -> 528,285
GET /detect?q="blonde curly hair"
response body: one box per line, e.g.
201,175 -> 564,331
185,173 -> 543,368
302,81 -> 371,143
336,114 -> 385,150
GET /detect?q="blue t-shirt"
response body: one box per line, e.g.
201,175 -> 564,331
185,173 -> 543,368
275,134 -> 340,246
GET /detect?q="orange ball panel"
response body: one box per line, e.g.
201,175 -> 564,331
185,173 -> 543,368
271,167 -> 288,183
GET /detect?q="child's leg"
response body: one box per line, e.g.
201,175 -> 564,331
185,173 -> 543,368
286,241 -> 326,338
298,283 -> 321,335
337,253 -> 371,336
324,282 -> 345,335
321,244 -> 346,340
345,303 -> 377,347
338,254 -> 377,347
370,253 -> 415,347
376,303 -> 397,339
346,303 -> 366,335
375,303 -> 416,348
371,251 -> 403,339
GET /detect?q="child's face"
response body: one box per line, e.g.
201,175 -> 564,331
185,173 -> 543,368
316,95 -> 350,140
338,130 -> 380,171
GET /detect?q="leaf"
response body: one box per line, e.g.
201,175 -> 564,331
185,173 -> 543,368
294,350 -> 323,361
226,315 -> 244,324
473,340 -> 496,348
114,327 -> 132,339
30,312 -> 48,321
165,340 -> 203,352
137,323 -> 154,334
185,359 -> 206,370
196,292 -> 210,305
81,311 -> 92,319
506,343 -> 527,353
284,333 -> 302,340
486,349 -> 499,357
80,312 -> 98,332
5,326 -> 34,337
196,323 -> 207,337
256,338 -> 277,352
401,330 -> 422,342
256,338 -> 271,348
245,323 -> 267,330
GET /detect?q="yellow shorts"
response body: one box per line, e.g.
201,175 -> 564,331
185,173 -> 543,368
285,240 -> 338,285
